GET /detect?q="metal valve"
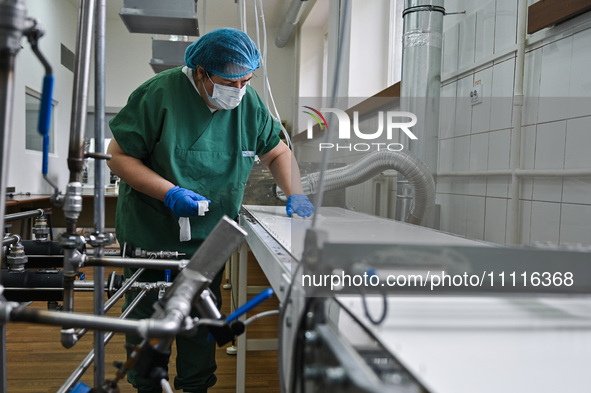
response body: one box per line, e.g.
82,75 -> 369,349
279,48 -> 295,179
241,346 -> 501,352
33,215 -> 50,242
7,243 -> 28,272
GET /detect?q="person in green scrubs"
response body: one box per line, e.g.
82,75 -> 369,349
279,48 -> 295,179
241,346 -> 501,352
107,27 -> 314,393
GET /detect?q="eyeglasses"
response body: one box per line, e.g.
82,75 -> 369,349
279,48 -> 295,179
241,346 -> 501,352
207,72 -> 252,89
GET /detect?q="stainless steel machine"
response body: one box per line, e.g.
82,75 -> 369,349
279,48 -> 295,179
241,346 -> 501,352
239,205 -> 591,393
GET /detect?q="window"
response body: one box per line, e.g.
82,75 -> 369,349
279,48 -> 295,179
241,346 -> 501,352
84,108 -> 118,141
25,89 -> 55,153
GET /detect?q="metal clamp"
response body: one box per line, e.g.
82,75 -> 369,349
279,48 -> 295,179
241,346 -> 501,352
402,5 -> 445,17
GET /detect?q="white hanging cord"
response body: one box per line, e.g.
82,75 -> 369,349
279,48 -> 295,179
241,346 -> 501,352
243,0 -> 248,33
253,1 -> 269,108
252,0 -> 293,149
244,309 -> 280,326
201,0 -> 207,35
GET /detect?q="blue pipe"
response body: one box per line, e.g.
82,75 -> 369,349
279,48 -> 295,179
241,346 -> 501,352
226,288 -> 274,323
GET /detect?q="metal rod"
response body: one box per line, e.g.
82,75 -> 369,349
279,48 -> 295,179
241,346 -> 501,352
10,307 -> 143,334
0,1 -> 28,390
67,0 -> 95,183
104,268 -> 145,310
0,33 -> 16,247
60,0 -> 95,349
4,208 -> 44,222
85,257 -> 183,270
56,288 -> 150,393
8,304 -> 183,338
93,0 -> 106,386
75,268 -> 145,339
1,234 -> 20,247
93,0 -> 106,239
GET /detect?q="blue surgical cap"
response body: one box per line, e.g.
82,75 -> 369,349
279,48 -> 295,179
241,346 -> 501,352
184,28 -> 261,79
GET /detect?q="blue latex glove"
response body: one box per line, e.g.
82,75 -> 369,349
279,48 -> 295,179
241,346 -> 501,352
286,194 -> 314,218
164,186 -> 210,217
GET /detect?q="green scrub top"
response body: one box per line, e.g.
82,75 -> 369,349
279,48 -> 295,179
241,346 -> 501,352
109,66 -> 281,256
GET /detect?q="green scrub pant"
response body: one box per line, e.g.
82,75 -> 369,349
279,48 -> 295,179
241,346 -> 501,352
123,269 -> 224,393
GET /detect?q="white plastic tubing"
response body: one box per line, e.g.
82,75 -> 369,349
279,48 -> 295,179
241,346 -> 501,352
300,150 -> 436,225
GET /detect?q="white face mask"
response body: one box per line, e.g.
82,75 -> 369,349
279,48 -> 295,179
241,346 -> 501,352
204,73 -> 247,110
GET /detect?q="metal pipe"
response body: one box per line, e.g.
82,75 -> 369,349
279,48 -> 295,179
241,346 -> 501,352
61,245 -> 85,348
507,0 -> 528,246
61,0 -> 96,233
74,280 -> 105,290
67,0 -> 95,184
4,208 -> 44,222
275,0 -> 308,48
60,0 -> 95,348
0,0 -> 26,255
74,268 -> 145,340
93,0 -> 106,238
104,268 -> 145,310
396,0 -> 445,222
10,306 -> 144,334
0,280 -> 107,293
85,256 -> 184,270
7,304 -> 183,337
2,234 -> 21,247
0,2 -> 28,390
93,0 -> 107,385
56,288 -> 150,393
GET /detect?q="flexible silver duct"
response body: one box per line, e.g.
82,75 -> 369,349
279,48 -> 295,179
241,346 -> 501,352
286,150 -> 435,225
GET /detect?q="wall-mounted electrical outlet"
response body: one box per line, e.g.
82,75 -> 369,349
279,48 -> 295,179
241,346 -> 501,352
470,84 -> 482,105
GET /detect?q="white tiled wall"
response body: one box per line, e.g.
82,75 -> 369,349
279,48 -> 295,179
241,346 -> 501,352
538,37 -> 572,123
475,2 -> 495,62
494,0 -> 517,52
484,197 -> 508,244
468,132 -> 488,196
437,1 -> 591,246
471,67 -> 492,134
458,13 -> 477,70
569,28 -> 591,118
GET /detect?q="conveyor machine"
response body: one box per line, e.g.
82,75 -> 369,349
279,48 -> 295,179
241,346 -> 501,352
239,205 -> 591,393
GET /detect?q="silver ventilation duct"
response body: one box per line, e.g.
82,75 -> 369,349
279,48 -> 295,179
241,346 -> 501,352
275,0 -> 308,48
277,150 -> 436,225
119,0 -> 199,36
150,39 -> 192,73
395,0 -> 444,223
